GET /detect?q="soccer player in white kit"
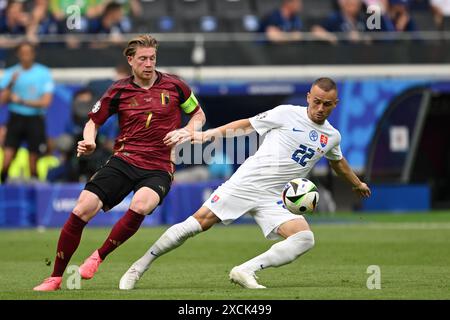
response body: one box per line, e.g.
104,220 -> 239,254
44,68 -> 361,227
119,77 -> 371,289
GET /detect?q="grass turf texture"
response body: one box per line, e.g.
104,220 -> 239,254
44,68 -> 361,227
1,212 -> 449,300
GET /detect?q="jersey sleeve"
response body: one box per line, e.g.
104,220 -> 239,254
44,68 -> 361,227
88,84 -> 119,126
249,105 -> 286,136
40,69 -> 55,94
325,133 -> 343,161
176,77 -> 200,114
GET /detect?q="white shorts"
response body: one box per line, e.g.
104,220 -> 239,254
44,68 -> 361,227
203,184 -> 305,240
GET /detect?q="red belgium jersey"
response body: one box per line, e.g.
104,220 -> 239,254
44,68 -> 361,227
88,71 -> 200,174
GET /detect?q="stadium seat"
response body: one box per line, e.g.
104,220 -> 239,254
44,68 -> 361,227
212,0 -> 259,33
225,15 -> 260,32
171,0 -> 214,33
301,0 -> 335,30
212,0 -> 254,19
132,0 -> 171,32
138,0 -> 169,17
302,0 -> 334,20
254,0 -> 280,17
183,15 -> 228,32
411,11 -> 438,31
172,0 -> 211,19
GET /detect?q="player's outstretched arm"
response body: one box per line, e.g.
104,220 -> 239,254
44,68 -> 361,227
191,118 -> 255,144
328,157 -> 371,198
77,119 -> 100,157
163,107 -> 206,147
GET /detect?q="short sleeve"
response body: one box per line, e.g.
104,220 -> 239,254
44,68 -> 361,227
325,135 -> 343,161
88,84 -> 119,126
41,69 -> 55,94
176,77 -> 200,114
249,105 -> 286,136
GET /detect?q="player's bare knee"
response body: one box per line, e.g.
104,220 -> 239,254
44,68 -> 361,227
73,192 -> 101,221
129,203 -> 152,215
130,199 -> 156,215
192,209 -> 219,231
196,218 -> 213,231
72,204 -> 95,221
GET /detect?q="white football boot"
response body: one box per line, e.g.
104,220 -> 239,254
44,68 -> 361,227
119,265 -> 144,290
229,267 -> 266,289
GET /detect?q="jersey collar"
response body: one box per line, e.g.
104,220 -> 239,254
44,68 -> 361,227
130,71 -> 162,89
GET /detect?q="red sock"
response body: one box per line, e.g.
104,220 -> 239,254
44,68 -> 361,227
97,209 -> 145,260
51,213 -> 87,277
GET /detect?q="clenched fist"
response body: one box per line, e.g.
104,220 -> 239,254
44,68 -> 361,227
77,140 -> 96,157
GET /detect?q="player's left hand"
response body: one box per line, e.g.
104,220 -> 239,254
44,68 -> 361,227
352,182 -> 371,198
10,93 -> 22,104
163,128 -> 191,147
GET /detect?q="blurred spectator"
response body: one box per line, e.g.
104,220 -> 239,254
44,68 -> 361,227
430,0 -> 450,30
86,0 -> 141,19
87,1 -> 131,47
258,0 -> 303,42
49,0 -> 103,22
388,0 -> 417,31
312,0 -> 368,44
27,0 -> 61,43
0,41 -> 54,184
0,0 -> 29,35
48,87 -> 117,182
87,63 -> 131,99
48,0 -> 140,29
364,0 -> 398,34
47,62 -> 129,182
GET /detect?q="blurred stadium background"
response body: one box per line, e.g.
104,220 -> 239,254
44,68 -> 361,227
0,0 -> 450,299
1,0 -> 450,227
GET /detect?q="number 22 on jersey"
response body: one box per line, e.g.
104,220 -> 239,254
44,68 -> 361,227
292,144 -> 315,167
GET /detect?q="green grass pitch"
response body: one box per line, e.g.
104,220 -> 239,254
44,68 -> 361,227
1,212 -> 450,300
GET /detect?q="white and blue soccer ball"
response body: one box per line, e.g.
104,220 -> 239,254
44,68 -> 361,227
282,178 -> 319,215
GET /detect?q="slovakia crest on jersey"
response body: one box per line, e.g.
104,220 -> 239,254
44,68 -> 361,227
211,195 -> 220,203
320,134 -> 328,148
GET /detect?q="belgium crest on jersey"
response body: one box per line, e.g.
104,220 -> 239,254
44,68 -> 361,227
161,90 -> 170,105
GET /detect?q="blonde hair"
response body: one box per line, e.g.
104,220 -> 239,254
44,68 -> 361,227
123,34 -> 158,57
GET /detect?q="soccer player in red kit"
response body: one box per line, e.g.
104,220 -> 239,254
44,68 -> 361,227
33,35 -> 206,291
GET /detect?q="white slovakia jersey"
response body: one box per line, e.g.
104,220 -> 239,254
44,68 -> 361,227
224,105 -> 343,197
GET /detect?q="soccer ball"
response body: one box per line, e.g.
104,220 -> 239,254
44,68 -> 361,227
282,178 -> 319,215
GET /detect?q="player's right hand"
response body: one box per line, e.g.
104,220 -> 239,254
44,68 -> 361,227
191,130 -> 214,144
352,182 -> 371,198
77,140 -> 96,157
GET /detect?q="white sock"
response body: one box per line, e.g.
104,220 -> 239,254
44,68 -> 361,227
133,216 -> 202,273
237,230 -> 315,273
